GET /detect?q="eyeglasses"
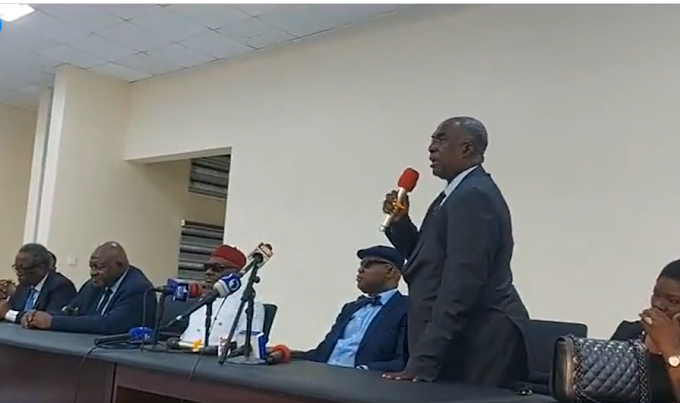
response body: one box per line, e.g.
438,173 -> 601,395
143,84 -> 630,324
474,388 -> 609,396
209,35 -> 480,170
12,264 -> 40,274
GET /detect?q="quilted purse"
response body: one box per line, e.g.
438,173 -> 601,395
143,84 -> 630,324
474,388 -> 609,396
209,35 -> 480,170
550,335 -> 651,403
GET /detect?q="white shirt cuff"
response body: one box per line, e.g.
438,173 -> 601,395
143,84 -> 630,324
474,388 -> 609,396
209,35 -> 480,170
5,310 -> 18,323
356,365 -> 369,370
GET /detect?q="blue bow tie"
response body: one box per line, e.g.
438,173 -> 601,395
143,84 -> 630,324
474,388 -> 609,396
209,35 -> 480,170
357,295 -> 382,307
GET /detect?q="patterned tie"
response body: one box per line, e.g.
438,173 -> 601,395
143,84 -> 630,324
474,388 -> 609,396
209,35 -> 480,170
357,295 -> 382,307
22,288 -> 37,311
95,288 -> 112,315
421,191 -> 447,229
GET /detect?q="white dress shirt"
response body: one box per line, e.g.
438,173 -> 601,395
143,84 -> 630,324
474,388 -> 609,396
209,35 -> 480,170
440,165 -> 479,206
5,273 -> 49,323
180,287 -> 265,347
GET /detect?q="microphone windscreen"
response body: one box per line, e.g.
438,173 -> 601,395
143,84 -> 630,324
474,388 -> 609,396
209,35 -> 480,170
272,344 -> 291,362
187,282 -> 202,298
397,168 -> 420,192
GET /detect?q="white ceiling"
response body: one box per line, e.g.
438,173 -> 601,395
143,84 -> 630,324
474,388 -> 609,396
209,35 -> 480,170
0,4 -> 412,109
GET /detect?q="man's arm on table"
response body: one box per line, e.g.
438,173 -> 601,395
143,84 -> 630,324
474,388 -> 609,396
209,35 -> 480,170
51,288 -> 157,335
363,315 -> 408,372
405,188 -> 498,380
385,216 -> 419,258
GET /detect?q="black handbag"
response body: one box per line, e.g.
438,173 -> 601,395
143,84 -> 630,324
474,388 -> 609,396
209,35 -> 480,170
550,335 -> 651,403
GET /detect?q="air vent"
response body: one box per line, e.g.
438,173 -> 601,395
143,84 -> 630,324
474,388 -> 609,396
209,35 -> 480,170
178,220 -> 224,281
188,155 -> 230,200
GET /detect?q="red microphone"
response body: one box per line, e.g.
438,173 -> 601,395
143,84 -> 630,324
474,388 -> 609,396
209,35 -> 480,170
266,344 -> 291,365
380,168 -> 420,232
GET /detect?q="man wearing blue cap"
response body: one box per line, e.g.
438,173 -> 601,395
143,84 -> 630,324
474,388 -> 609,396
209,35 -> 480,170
295,245 -> 408,372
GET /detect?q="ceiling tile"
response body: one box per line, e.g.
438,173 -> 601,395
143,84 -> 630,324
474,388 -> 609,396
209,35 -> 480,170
314,4 -> 398,25
68,34 -> 138,62
144,43 -> 216,69
41,44 -> 106,69
92,4 -> 165,20
129,7 -> 211,42
114,52 -> 184,76
97,21 -> 172,52
258,5 -> 338,38
38,4 -> 125,32
217,18 -> 294,50
166,4 -> 251,30
0,21 -> 62,53
13,10 -> 89,43
180,31 -> 253,59
89,63 -> 151,82
237,4 -> 282,17
0,65 -> 53,90
1,48 -> 62,73
0,90 -> 39,109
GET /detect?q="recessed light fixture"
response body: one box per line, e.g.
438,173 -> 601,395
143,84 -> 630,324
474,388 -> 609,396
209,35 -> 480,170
0,4 -> 35,22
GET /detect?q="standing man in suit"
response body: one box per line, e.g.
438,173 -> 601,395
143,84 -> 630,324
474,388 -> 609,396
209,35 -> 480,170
21,241 -> 157,335
297,245 -> 409,372
0,243 -> 76,324
381,117 -> 529,386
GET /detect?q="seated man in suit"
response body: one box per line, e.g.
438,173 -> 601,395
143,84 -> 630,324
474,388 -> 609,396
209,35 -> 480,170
0,243 -> 76,324
297,245 -> 408,372
172,245 -> 265,347
21,241 -> 157,335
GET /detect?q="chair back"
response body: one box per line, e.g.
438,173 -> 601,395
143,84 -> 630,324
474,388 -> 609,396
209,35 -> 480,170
263,303 -> 278,338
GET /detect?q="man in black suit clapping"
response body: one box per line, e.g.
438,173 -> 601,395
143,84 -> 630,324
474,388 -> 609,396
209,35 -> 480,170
382,117 -> 529,386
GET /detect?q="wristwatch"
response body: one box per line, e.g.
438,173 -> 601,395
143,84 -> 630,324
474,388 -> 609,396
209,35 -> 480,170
667,355 -> 680,368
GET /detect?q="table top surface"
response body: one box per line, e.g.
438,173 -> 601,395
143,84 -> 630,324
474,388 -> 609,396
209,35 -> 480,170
0,323 -> 554,403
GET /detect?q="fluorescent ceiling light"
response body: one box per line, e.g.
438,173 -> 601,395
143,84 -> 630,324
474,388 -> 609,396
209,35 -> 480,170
0,4 -> 35,22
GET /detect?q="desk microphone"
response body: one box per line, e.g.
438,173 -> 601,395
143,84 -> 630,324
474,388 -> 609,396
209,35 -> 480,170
380,168 -> 420,232
154,279 -> 202,301
166,337 -> 219,355
266,344 -> 291,365
163,243 -> 274,329
94,326 -> 153,346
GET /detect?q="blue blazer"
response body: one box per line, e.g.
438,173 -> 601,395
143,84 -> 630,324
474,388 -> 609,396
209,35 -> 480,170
51,266 -> 157,335
8,271 -> 77,323
303,291 -> 409,372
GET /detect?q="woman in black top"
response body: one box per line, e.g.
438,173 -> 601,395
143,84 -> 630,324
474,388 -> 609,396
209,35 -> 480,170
611,259 -> 680,403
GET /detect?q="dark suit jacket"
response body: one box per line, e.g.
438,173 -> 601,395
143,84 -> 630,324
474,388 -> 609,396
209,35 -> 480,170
386,165 -> 529,380
7,271 -> 77,323
302,291 -> 409,372
51,266 -> 157,335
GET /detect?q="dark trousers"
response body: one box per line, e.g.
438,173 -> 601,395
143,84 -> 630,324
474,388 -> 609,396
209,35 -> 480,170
437,312 -> 528,387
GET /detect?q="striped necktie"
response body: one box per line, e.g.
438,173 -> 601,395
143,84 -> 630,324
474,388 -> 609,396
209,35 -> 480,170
95,288 -> 113,315
23,287 -> 38,311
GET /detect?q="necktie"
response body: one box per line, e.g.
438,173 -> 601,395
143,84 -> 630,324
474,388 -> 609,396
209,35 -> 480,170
95,288 -> 112,315
421,191 -> 447,229
357,295 -> 382,308
23,288 -> 37,311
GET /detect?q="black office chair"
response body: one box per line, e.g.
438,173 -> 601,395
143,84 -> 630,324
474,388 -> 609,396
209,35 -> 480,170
514,319 -> 588,395
263,303 -> 278,338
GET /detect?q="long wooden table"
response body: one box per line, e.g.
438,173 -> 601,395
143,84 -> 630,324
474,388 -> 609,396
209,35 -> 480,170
0,323 -> 555,403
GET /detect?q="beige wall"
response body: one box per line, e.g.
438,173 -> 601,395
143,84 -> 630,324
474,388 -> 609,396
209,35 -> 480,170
0,103 -> 36,277
36,67 -> 224,288
122,5 -> 680,345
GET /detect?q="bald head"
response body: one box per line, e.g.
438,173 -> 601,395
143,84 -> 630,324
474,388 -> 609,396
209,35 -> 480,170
440,116 -> 488,157
89,241 -> 129,288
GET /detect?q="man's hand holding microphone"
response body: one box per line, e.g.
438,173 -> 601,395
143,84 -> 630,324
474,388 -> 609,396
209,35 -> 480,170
380,167 -> 419,232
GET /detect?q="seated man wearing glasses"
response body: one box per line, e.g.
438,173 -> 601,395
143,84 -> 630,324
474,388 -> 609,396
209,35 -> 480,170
173,245 -> 265,349
0,243 -> 76,324
295,245 -> 409,372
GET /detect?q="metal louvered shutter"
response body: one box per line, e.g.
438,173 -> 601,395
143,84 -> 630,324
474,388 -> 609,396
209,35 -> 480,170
178,220 -> 224,280
188,155 -> 230,199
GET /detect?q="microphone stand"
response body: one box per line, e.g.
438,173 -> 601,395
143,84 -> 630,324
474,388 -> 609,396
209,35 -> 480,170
150,293 -> 168,348
217,261 -> 264,365
204,301 -> 213,349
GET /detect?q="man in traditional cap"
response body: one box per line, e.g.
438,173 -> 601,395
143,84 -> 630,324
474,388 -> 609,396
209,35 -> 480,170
295,245 -> 408,372
177,244 -> 265,347
382,117 -> 530,386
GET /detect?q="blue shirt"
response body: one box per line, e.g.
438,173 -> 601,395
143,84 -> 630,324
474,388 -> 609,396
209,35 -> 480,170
326,288 -> 398,368
95,269 -> 128,315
